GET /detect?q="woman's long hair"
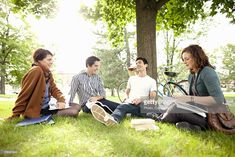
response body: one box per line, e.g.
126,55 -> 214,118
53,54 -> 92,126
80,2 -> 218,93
181,44 -> 214,71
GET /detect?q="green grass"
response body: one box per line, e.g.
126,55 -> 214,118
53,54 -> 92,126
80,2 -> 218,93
0,94 -> 17,99
224,93 -> 235,98
1,96 -> 235,156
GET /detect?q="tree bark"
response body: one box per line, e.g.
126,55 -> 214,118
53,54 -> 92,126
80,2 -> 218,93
136,0 -> 157,79
124,27 -> 131,68
111,88 -> 115,96
0,67 -> 6,94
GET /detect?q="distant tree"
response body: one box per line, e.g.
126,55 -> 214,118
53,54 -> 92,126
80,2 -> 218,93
0,0 -> 39,94
221,44 -> 235,91
93,30 -> 129,96
80,6 -> 136,69
157,18 -> 213,82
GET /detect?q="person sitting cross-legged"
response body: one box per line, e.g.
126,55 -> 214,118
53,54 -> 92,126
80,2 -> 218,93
6,48 -> 81,121
69,56 -> 120,114
90,57 -> 157,126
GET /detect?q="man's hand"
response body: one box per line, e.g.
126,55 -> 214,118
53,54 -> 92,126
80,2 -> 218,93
89,96 -> 102,102
57,102 -> 66,109
131,98 -> 142,105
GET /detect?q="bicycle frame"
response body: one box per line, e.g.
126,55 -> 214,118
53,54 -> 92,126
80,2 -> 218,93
157,66 -> 188,97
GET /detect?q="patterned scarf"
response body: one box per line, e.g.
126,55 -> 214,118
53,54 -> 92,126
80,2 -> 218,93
32,63 -> 51,82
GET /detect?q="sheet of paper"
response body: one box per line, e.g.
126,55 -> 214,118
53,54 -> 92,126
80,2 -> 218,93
49,95 -> 70,110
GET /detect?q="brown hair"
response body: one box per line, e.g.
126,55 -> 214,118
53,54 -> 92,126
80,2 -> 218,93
33,48 -> 53,62
86,56 -> 100,67
181,44 -> 214,70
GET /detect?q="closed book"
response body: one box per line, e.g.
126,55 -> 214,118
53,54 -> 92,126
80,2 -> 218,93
15,115 -> 53,127
131,119 -> 159,131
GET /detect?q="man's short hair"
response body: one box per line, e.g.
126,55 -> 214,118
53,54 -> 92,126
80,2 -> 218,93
136,57 -> 148,65
86,56 -> 100,67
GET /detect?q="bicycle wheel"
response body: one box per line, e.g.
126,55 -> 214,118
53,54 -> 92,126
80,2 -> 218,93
163,81 -> 188,96
117,81 -> 128,103
176,80 -> 189,95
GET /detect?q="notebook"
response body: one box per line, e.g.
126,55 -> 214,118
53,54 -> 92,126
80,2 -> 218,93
131,119 -> 159,131
15,115 -> 54,127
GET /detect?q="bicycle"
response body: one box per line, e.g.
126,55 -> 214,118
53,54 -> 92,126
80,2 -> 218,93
117,66 -> 189,103
161,70 -> 188,96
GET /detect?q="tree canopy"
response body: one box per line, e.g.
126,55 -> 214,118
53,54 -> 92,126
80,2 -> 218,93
0,0 -> 40,94
82,0 -> 234,46
82,0 -> 235,78
9,0 -> 58,17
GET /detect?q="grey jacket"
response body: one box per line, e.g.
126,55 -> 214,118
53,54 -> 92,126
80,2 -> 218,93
188,66 -> 224,102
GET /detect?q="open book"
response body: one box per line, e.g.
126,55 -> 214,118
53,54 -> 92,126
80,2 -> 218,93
160,96 -> 207,117
175,102 -> 207,117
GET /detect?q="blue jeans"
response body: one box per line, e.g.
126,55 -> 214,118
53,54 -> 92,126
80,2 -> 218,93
111,103 -> 143,123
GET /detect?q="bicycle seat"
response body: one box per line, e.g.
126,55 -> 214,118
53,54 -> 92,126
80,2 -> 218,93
164,71 -> 178,77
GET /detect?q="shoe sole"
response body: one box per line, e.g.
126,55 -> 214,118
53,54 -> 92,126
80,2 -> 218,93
90,104 -> 117,126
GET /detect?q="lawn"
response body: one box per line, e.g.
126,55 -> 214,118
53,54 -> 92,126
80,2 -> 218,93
224,92 -> 235,98
0,95 -> 235,157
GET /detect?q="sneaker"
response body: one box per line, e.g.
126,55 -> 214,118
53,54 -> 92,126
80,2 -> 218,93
90,104 -> 118,126
176,121 -> 201,131
85,100 -> 97,109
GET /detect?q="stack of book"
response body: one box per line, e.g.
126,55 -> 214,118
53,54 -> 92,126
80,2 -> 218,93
131,118 -> 159,131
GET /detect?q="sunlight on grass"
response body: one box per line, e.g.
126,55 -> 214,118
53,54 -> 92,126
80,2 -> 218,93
0,94 -> 17,99
0,96 -> 235,156
0,101 -> 13,117
224,93 -> 235,98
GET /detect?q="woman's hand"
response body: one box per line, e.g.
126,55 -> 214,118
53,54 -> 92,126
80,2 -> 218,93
173,95 -> 192,103
57,102 -> 66,109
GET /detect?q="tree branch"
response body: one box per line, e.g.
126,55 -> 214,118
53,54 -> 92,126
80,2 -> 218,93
144,0 -> 169,13
154,0 -> 170,11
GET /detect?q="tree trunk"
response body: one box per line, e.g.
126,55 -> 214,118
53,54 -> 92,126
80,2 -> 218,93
136,0 -> 157,79
111,88 -> 115,96
124,27 -> 131,68
170,38 -> 176,66
0,67 -> 6,94
165,31 -> 170,66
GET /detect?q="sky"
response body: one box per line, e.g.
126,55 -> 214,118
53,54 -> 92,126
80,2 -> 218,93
30,0 -> 96,74
30,0 -> 235,74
